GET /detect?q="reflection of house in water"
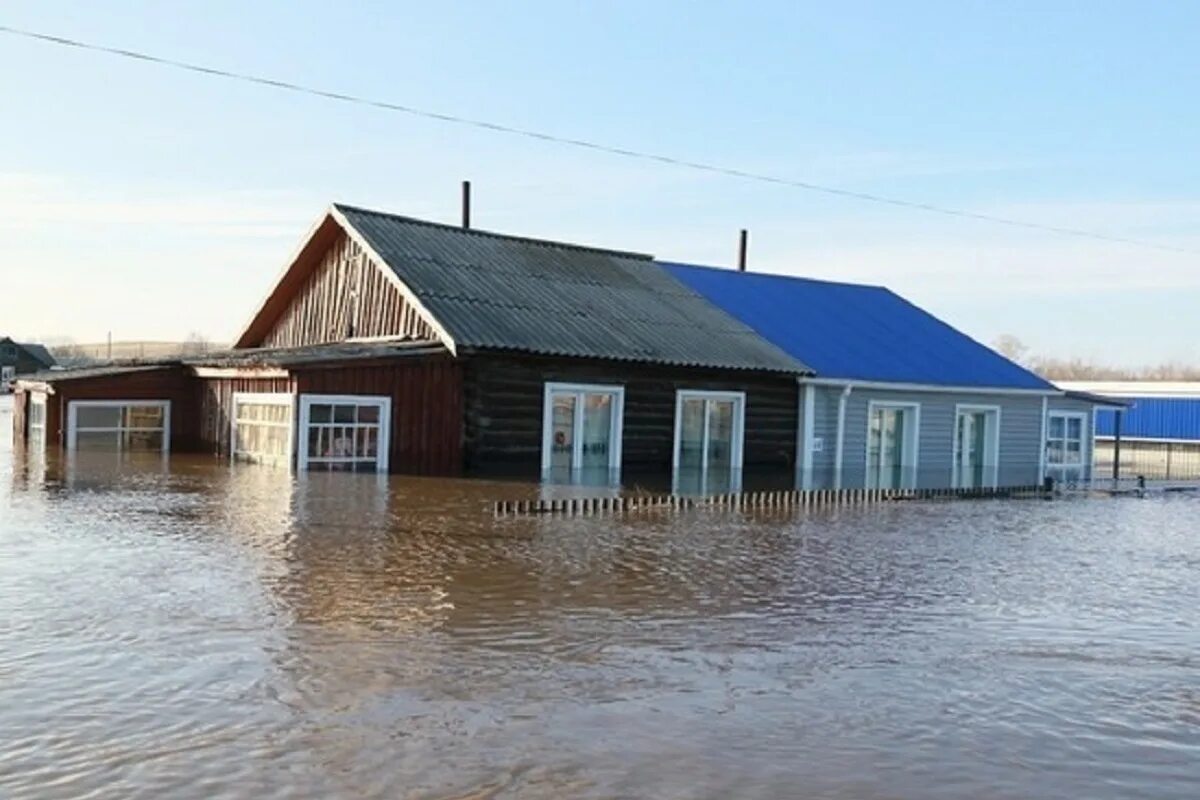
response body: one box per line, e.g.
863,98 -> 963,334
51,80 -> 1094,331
11,202 -> 1119,491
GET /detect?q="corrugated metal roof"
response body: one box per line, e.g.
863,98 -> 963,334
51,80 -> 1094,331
334,205 -> 808,374
662,262 -> 1055,391
1096,398 -> 1200,441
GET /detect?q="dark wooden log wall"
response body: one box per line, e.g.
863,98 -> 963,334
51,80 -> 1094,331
293,357 -> 464,475
40,367 -> 200,452
462,353 -> 799,477
260,232 -> 438,348
198,376 -> 296,456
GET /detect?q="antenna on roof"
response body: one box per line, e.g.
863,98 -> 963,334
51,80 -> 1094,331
461,180 -> 471,229
737,229 -> 748,272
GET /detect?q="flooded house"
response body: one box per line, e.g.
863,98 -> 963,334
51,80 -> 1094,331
12,203 -> 1115,491
12,204 -> 806,490
1,337 -> 55,391
663,263 -> 1109,490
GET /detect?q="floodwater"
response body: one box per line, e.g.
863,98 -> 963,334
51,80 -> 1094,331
2,397 -> 1199,799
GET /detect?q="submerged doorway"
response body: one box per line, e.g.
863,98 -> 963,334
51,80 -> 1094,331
866,402 -> 919,490
540,383 -> 625,485
954,405 -> 1000,489
673,390 -> 745,494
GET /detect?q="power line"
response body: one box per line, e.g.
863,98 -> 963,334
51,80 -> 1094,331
1,23 -> 1194,256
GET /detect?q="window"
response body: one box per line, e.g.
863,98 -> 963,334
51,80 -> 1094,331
28,392 -> 47,453
231,393 -> 294,467
673,390 -> 746,494
866,401 -> 920,490
1046,411 -> 1087,484
67,400 -> 170,453
954,405 -> 1001,489
1,366 -> 14,388
541,383 -> 624,484
297,395 -> 390,472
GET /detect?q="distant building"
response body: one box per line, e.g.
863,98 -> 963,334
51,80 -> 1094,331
0,338 -> 56,391
1056,382 -> 1200,480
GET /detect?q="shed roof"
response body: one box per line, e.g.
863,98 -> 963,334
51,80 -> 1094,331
331,205 -> 807,374
661,262 -> 1054,391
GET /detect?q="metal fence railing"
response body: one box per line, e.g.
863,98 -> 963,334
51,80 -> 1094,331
1093,439 -> 1200,482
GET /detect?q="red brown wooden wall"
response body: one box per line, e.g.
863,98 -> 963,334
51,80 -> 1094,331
293,358 -> 463,475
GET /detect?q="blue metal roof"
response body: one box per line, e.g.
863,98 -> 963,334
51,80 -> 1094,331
1096,398 -> 1200,441
661,262 -> 1054,391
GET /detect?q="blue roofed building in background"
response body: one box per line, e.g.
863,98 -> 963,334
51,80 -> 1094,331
1056,382 -> 1200,481
663,261 -> 1112,491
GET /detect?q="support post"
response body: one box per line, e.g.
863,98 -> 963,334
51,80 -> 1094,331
1112,409 -> 1123,484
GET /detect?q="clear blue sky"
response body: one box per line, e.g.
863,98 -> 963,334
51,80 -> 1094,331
1,1 -> 1197,366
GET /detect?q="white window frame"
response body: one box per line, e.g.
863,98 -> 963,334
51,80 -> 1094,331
27,391 -> 48,454
230,392 -> 295,467
297,394 -> 391,472
67,399 -> 171,454
672,389 -> 747,474
540,382 -> 626,475
1,365 -> 14,390
953,403 -> 1002,489
1045,410 -> 1089,484
864,400 -> 921,490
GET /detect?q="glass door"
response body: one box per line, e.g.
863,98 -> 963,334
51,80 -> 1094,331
867,404 -> 917,489
954,407 -> 997,488
674,391 -> 745,495
542,384 -> 624,484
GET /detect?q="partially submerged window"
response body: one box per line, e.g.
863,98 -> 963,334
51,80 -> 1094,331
541,383 -> 624,484
866,402 -> 920,490
231,393 -> 294,467
298,395 -> 390,472
27,391 -> 47,453
67,400 -> 170,453
1046,411 -> 1087,484
673,390 -> 745,494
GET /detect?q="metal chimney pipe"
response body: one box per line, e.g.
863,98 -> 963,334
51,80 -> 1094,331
738,229 -> 748,272
461,180 -> 471,229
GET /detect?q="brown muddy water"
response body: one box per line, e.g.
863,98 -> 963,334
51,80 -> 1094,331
2,398 -> 1199,799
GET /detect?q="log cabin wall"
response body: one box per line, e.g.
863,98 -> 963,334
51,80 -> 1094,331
198,376 -> 297,456
292,356 -> 464,475
260,233 -> 438,348
461,353 -> 799,478
41,367 -> 200,452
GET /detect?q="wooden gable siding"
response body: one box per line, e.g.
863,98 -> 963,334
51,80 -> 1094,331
293,357 -> 464,475
462,353 -> 798,478
198,376 -> 296,456
260,232 -> 438,349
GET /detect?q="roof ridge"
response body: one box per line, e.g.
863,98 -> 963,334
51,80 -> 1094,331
658,260 -> 889,292
333,203 -> 654,261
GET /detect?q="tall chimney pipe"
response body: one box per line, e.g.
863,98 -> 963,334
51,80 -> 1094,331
737,229 -> 748,272
461,180 -> 471,229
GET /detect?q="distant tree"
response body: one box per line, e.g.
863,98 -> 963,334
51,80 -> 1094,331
993,334 -> 1029,364
180,331 -> 212,356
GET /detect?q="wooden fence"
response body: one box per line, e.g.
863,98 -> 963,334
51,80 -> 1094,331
493,484 -> 1046,517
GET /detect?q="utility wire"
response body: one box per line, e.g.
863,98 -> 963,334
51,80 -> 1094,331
1,23 -> 1193,256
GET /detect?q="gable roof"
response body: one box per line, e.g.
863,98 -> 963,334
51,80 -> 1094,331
0,337 -> 56,368
661,262 -> 1054,391
238,205 -> 807,374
